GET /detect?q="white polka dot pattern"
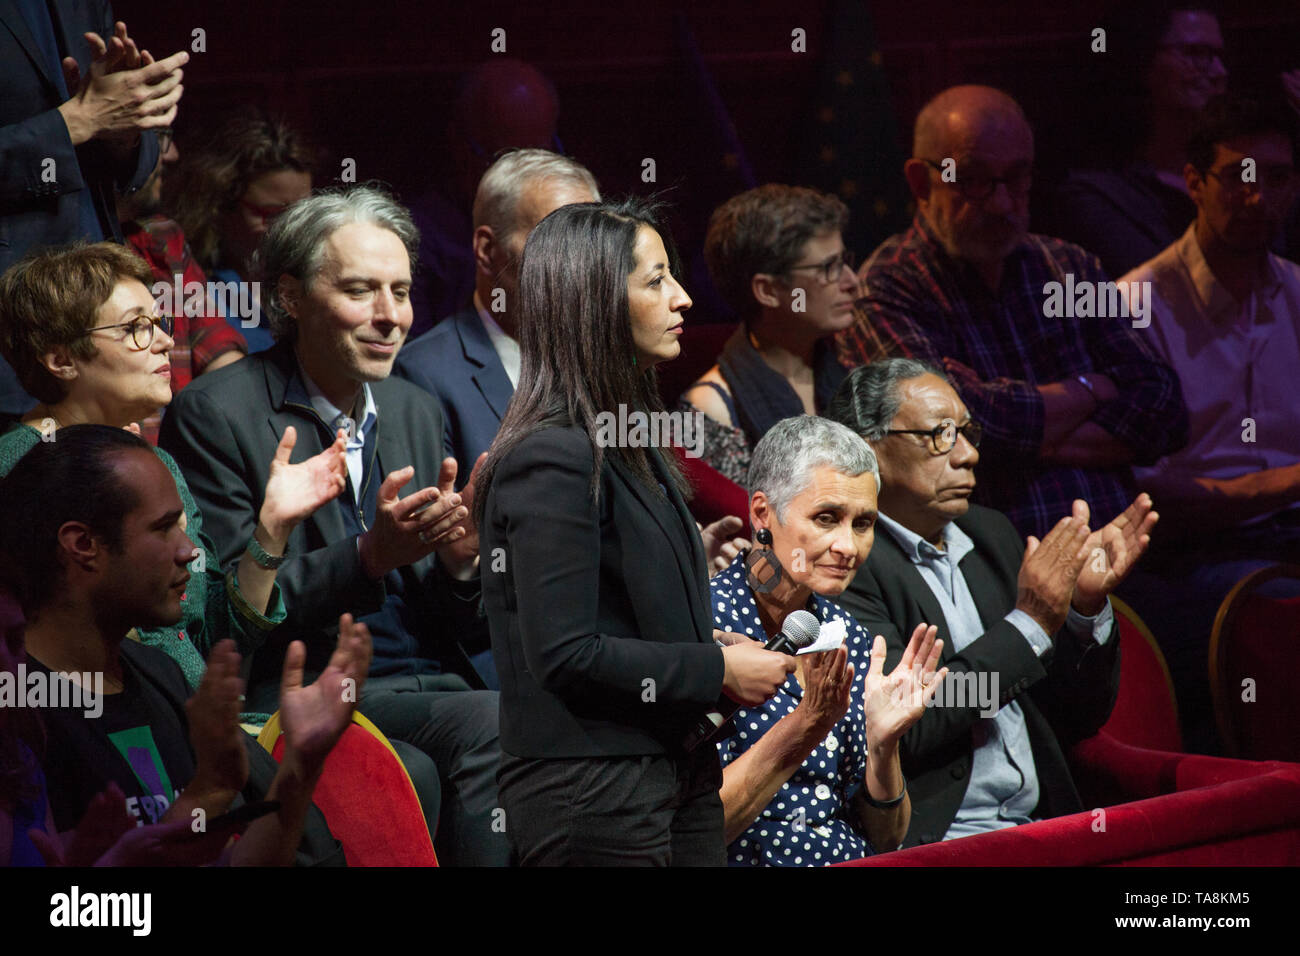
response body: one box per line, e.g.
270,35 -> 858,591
710,553 -> 877,866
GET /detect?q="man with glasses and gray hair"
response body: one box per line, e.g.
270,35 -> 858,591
159,184 -> 509,865
396,148 -> 598,489
835,84 -> 1188,541
824,358 -> 1154,847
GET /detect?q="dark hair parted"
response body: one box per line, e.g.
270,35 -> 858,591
704,184 -> 849,324
1186,91 -> 1298,172
0,242 -> 155,405
0,425 -> 150,613
823,358 -> 948,441
474,197 -> 687,518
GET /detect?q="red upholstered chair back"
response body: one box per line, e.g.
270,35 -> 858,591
1101,596 -> 1183,752
1211,564 -> 1300,761
674,446 -> 750,526
258,712 -> 438,867
656,322 -> 738,407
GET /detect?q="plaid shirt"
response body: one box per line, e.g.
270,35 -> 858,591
836,215 -> 1187,538
124,217 -> 248,444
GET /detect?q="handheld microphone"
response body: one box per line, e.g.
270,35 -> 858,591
683,610 -> 820,752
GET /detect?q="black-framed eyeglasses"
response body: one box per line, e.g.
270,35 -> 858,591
885,417 -> 982,455
784,249 -> 856,285
75,313 -> 175,351
921,158 -> 1033,201
1157,43 -> 1225,71
1202,164 -> 1296,197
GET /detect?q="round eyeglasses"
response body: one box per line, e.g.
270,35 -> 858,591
785,249 -> 857,285
75,313 -> 175,351
885,417 -> 982,455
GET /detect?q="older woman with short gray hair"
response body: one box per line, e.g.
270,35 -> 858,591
709,414 -> 947,864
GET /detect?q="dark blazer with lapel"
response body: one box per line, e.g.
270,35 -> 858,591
0,0 -> 158,413
158,340 -> 483,711
837,504 -> 1121,847
0,0 -> 157,269
481,424 -> 726,758
393,307 -> 514,489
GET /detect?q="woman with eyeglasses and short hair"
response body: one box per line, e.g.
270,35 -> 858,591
0,242 -> 347,714
678,184 -> 859,485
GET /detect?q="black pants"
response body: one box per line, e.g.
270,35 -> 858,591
497,749 -> 725,866
360,675 -> 511,867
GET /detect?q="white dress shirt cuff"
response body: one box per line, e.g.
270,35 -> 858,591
1005,609 -> 1053,657
1066,598 -> 1114,646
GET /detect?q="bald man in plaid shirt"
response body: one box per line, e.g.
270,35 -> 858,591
838,86 -> 1187,538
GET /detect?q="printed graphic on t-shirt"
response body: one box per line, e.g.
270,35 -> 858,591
107,726 -> 178,824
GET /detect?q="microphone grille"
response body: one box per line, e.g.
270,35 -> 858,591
782,609 -> 820,649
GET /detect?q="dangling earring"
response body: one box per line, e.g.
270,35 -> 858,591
746,526 -> 786,594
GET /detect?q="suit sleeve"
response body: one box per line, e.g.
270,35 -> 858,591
1033,615 -> 1122,747
159,384 -> 388,640
837,565 -> 1049,768
0,109 -> 85,205
494,429 -> 724,708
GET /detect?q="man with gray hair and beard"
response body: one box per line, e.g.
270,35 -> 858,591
159,185 -> 508,865
825,358 -> 1153,847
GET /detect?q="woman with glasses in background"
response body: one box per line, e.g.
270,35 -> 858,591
0,242 -> 347,713
679,185 -> 858,485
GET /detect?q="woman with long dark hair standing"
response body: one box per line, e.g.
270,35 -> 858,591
476,199 -> 795,866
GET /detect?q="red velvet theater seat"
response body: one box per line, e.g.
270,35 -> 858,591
258,712 -> 439,867
673,446 -> 750,527
1211,564 -> 1300,762
1101,597 -> 1183,753
835,733 -> 1300,866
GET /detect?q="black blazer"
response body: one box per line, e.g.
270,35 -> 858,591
481,424 -> 725,758
158,341 -> 484,711
836,504 -> 1121,847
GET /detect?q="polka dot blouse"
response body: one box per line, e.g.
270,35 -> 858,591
711,552 -> 877,866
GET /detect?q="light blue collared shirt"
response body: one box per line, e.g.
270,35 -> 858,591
298,364 -> 378,500
876,513 -> 1112,840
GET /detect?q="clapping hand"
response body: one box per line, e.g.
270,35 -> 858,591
277,614 -> 372,772
184,640 -> 249,800
1072,494 -> 1158,616
359,457 -> 475,578
794,645 -> 854,737
1015,511 -> 1092,635
863,624 -> 947,748
259,426 -> 348,539
431,453 -> 487,576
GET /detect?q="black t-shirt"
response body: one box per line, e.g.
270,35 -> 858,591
31,643 -> 196,832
